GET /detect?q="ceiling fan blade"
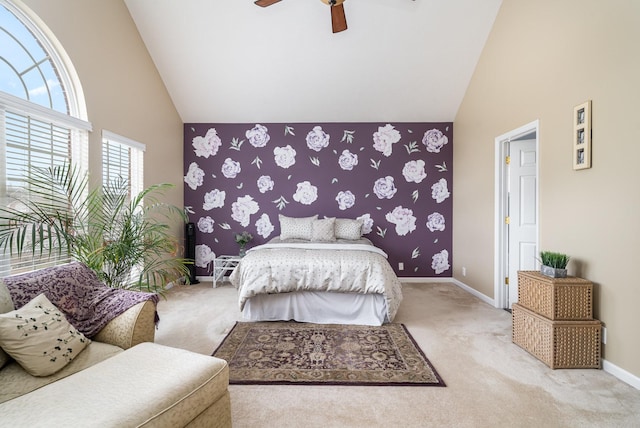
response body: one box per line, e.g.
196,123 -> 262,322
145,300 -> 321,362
330,3 -> 347,33
255,0 -> 281,7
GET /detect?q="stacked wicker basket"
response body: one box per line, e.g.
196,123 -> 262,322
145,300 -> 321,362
512,271 -> 602,369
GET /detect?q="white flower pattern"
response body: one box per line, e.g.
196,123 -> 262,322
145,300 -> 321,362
222,158 -> 241,179
373,176 -> 398,200
192,128 -> 222,158
246,124 -> 270,148
426,212 -> 446,232
431,178 -> 451,203
335,190 -> 355,210
431,249 -> 450,274
357,213 -> 374,235
184,162 -> 204,190
203,189 -> 226,210
306,126 -> 330,152
197,216 -> 215,233
423,129 -> 449,153
195,244 -> 215,268
402,159 -> 427,183
255,213 -> 274,239
231,195 -> 259,227
293,181 -> 318,205
338,150 -> 358,171
274,145 -> 296,169
372,124 -> 401,157
257,175 -> 274,193
385,206 -> 417,236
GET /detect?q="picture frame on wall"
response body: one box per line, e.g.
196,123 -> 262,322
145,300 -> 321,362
573,100 -> 592,170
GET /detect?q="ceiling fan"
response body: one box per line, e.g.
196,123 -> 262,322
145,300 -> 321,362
254,0 -> 348,34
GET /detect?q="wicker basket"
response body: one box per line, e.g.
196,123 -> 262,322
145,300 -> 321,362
517,271 -> 593,320
512,303 -> 601,369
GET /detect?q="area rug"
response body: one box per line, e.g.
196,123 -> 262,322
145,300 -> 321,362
212,322 -> 445,387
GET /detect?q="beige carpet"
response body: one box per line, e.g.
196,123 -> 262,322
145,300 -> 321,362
154,281 -> 640,428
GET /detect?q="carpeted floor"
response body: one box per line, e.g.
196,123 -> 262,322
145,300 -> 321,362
213,321 -> 445,386
154,281 -> 640,428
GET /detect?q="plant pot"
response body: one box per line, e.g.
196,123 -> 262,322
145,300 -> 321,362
540,265 -> 567,278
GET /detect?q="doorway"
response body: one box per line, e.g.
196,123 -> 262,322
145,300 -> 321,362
494,121 -> 539,309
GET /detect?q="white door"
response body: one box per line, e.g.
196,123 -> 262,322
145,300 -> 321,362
507,139 -> 538,307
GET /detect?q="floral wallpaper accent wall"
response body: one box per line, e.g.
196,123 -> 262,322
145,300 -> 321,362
183,122 -> 453,277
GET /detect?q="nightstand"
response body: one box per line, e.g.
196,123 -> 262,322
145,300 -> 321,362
212,255 -> 242,287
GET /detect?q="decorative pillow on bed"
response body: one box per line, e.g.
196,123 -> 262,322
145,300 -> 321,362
0,293 -> 90,376
311,217 -> 336,242
334,218 -> 363,240
279,214 -> 318,240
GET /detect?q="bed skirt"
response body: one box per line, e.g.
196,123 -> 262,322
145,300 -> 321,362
242,291 -> 388,326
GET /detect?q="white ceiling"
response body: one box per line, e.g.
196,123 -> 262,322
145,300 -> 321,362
124,0 -> 502,123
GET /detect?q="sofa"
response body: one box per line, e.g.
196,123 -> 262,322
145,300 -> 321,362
0,263 -> 232,427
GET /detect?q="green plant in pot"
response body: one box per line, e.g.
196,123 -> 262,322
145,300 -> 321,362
539,251 -> 570,278
0,163 -> 190,293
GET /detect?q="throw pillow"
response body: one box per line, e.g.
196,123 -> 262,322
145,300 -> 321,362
311,217 -> 336,242
0,293 -> 90,376
0,279 -> 14,369
334,218 -> 364,240
279,214 -> 318,240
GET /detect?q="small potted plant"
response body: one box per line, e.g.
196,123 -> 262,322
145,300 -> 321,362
539,251 -> 570,278
233,231 -> 253,257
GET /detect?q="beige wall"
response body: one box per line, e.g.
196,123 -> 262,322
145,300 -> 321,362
455,0 -> 640,377
19,0 -> 184,237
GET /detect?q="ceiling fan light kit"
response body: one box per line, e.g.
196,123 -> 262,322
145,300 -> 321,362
255,0 -> 348,33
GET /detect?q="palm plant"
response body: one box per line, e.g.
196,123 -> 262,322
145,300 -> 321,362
0,163 -> 190,292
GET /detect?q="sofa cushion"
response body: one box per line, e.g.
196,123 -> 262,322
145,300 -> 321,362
0,280 -> 14,369
0,341 -> 123,404
0,342 -> 230,427
0,293 -> 90,376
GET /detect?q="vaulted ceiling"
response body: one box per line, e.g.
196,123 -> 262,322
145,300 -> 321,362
124,0 -> 502,123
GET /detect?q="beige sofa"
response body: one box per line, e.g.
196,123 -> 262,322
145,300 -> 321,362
0,278 -> 232,427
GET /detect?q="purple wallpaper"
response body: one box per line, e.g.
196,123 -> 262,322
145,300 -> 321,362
183,122 -> 453,277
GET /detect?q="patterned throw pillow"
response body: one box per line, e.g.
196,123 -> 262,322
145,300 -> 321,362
0,293 -> 90,376
311,217 -> 336,242
334,218 -> 363,240
279,214 -> 318,240
0,279 -> 14,369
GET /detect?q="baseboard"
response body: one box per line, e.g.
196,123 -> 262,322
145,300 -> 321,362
450,278 -> 495,306
603,359 -> 640,390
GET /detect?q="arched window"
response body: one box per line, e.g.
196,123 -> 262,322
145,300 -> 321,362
0,0 -> 91,275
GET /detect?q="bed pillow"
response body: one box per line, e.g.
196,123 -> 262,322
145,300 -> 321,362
311,217 -> 336,242
335,218 -> 363,240
0,293 -> 90,376
279,214 -> 318,240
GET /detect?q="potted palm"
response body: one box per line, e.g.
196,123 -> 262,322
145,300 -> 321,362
539,251 -> 570,278
0,163 -> 190,293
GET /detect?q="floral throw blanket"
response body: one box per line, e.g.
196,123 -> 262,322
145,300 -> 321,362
3,261 -> 159,338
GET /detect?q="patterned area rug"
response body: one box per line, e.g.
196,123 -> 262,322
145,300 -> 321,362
213,322 -> 445,386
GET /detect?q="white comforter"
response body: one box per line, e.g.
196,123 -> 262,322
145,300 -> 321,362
229,238 -> 403,322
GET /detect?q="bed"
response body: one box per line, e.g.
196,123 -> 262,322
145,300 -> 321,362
228,216 -> 403,326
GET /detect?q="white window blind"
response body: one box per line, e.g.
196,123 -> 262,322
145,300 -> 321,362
102,130 -> 145,199
0,107 -> 89,276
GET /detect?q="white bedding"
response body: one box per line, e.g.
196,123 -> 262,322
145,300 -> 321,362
228,237 -> 403,323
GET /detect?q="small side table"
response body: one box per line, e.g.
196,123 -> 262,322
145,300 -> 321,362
212,255 -> 242,287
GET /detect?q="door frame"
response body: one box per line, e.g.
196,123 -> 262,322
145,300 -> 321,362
493,120 -> 540,309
